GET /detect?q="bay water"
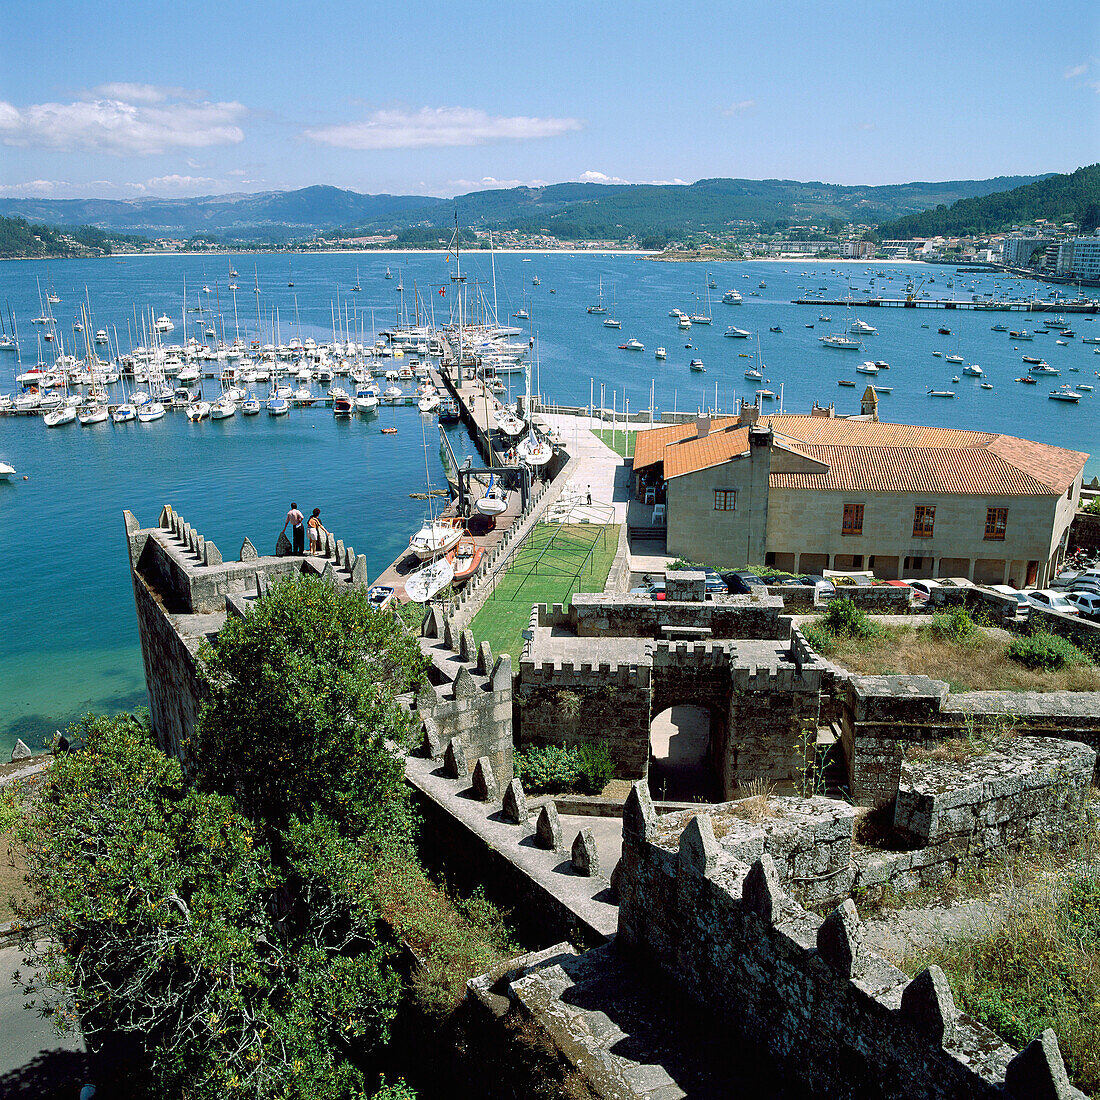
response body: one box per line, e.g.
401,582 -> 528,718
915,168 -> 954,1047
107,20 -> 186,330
1,252 -> 1096,757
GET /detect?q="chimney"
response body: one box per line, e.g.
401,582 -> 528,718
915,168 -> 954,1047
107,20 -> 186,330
695,414 -> 711,439
737,399 -> 759,427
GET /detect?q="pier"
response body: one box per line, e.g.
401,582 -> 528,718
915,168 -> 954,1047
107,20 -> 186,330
793,297 -> 1099,312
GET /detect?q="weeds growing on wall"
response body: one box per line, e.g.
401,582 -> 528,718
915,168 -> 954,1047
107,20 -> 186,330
923,606 -> 981,646
903,864 -> 1100,1094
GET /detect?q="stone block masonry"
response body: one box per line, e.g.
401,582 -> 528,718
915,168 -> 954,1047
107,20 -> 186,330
125,507 -> 371,760
609,782 -> 1087,1100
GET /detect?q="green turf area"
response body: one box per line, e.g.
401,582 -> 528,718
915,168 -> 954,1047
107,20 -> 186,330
469,523 -> 620,662
591,429 -> 637,458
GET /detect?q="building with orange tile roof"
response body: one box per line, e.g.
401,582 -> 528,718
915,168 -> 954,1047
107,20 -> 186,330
631,401 -> 1088,588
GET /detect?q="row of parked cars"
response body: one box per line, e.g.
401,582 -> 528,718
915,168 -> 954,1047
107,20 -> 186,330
629,565 -> 1100,622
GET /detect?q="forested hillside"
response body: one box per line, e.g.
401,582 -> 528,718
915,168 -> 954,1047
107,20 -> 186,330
876,164 -> 1100,239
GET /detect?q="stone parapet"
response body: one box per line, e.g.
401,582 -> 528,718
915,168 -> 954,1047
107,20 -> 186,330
613,783 -> 1086,1100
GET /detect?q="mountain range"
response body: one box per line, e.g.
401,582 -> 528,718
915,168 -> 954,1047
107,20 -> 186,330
0,175 -> 1050,245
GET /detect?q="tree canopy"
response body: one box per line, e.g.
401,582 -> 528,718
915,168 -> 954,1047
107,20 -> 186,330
16,578 -> 433,1099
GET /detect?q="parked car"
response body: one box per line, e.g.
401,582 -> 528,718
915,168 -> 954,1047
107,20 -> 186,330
722,570 -> 767,594
1067,570 -> 1100,597
881,579 -> 912,590
988,584 -> 1031,616
630,578 -> 667,601
1023,589 -> 1079,616
941,577 -> 977,589
1065,590 -> 1100,621
903,579 -> 942,602
797,574 -> 837,597
703,570 -> 729,594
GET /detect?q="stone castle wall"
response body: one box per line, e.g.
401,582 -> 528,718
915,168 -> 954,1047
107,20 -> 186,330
613,782 -> 1088,1100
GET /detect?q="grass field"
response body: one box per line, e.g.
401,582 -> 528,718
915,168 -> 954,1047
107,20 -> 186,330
591,429 -> 637,458
469,523 -> 619,662
813,622 -> 1100,693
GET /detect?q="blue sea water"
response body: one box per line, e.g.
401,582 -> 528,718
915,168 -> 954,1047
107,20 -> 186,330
0,252 -> 1096,757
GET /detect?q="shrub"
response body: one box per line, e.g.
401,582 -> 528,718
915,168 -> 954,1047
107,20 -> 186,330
802,623 -> 837,655
1083,497 -> 1100,515
1005,631 -> 1090,671
513,742 -> 614,795
927,605 -> 979,644
575,742 -> 615,794
822,597 -> 876,639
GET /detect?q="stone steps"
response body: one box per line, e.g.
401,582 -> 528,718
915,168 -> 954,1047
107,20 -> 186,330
509,945 -> 731,1099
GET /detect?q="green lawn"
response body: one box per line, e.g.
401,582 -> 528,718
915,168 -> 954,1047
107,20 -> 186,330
591,428 -> 637,458
469,523 -> 620,662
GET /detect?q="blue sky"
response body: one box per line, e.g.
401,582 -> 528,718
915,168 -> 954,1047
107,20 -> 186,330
1,0 -> 1097,200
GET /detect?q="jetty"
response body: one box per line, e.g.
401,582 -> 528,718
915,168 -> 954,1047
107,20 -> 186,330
793,297 -> 1099,312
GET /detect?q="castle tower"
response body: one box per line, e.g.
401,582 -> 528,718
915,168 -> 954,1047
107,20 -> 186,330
860,385 -> 879,422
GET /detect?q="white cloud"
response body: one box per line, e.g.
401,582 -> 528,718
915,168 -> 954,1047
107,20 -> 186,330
1064,64 -> 1088,79
858,122 -> 876,131
0,179 -> 65,197
577,171 -> 687,186
449,176 -> 549,191
142,174 -> 219,192
302,106 -> 583,149
721,100 -> 756,116
578,170 -> 630,184
0,92 -> 246,155
90,82 -> 203,104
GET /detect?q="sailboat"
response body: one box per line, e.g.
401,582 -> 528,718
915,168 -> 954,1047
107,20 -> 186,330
353,266 -> 362,292
408,416 -> 465,563
404,554 -> 455,603
689,280 -> 712,324
287,261 -> 294,288
476,474 -> 508,517
586,277 -> 608,315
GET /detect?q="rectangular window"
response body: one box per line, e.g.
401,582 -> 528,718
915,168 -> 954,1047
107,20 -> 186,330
984,507 -> 1008,541
842,502 -> 864,536
714,490 -> 736,511
913,505 -> 935,538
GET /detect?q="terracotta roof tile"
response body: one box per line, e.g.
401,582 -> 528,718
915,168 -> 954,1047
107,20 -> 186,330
636,413 -> 1088,496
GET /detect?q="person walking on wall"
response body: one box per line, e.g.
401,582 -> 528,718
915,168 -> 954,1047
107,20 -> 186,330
307,508 -> 329,555
283,501 -> 305,555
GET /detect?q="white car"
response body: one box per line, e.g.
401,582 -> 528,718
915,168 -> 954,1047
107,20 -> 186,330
903,579 -> 942,601
988,585 -> 1030,616
1023,589 -> 1080,616
1067,570 -> 1100,597
1065,590 -> 1100,621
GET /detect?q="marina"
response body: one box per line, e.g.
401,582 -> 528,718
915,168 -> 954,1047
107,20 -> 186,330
1,251 -> 1098,758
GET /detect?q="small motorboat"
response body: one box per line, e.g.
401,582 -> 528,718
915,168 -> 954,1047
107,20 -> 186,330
138,402 -> 166,422
1048,386 -> 1081,403
619,337 -> 644,351
185,401 -> 211,422
655,347 -> 667,360
927,389 -> 956,398
980,382 -> 994,390
242,396 -> 261,415
333,395 -> 354,416
0,462 -> 15,480
1015,376 -> 1038,385
447,537 -> 484,583
938,327 -> 952,335
405,555 -> 455,603
689,359 -> 705,372
838,380 -> 856,387
769,325 -> 782,333
367,585 -> 395,610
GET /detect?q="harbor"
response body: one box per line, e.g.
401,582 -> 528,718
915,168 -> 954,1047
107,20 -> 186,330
2,251 -> 1099,758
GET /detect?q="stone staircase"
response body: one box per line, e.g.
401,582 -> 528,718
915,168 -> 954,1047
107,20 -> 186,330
501,945 -> 745,1099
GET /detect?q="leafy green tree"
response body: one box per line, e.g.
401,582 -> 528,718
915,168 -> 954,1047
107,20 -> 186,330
193,575 -> 428,844
17,713 -> 403,1099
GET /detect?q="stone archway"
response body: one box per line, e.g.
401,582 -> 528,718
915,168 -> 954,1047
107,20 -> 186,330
649,704 -> 720,803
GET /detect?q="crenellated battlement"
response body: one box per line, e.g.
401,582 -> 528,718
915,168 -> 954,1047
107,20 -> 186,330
611,782 -> 1087,1100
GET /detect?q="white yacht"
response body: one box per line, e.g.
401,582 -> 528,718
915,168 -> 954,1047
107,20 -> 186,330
820,334 -> 861,350
850,318 -> 877,335
138,402 -> 166,422
724,326 -> 752,339
721,289 -> 743,304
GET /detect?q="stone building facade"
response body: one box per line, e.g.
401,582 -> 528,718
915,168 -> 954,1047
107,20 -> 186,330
633,406 -> 1088,586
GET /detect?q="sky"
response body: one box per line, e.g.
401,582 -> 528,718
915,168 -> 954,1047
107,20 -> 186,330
0,0 -> 1097,201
